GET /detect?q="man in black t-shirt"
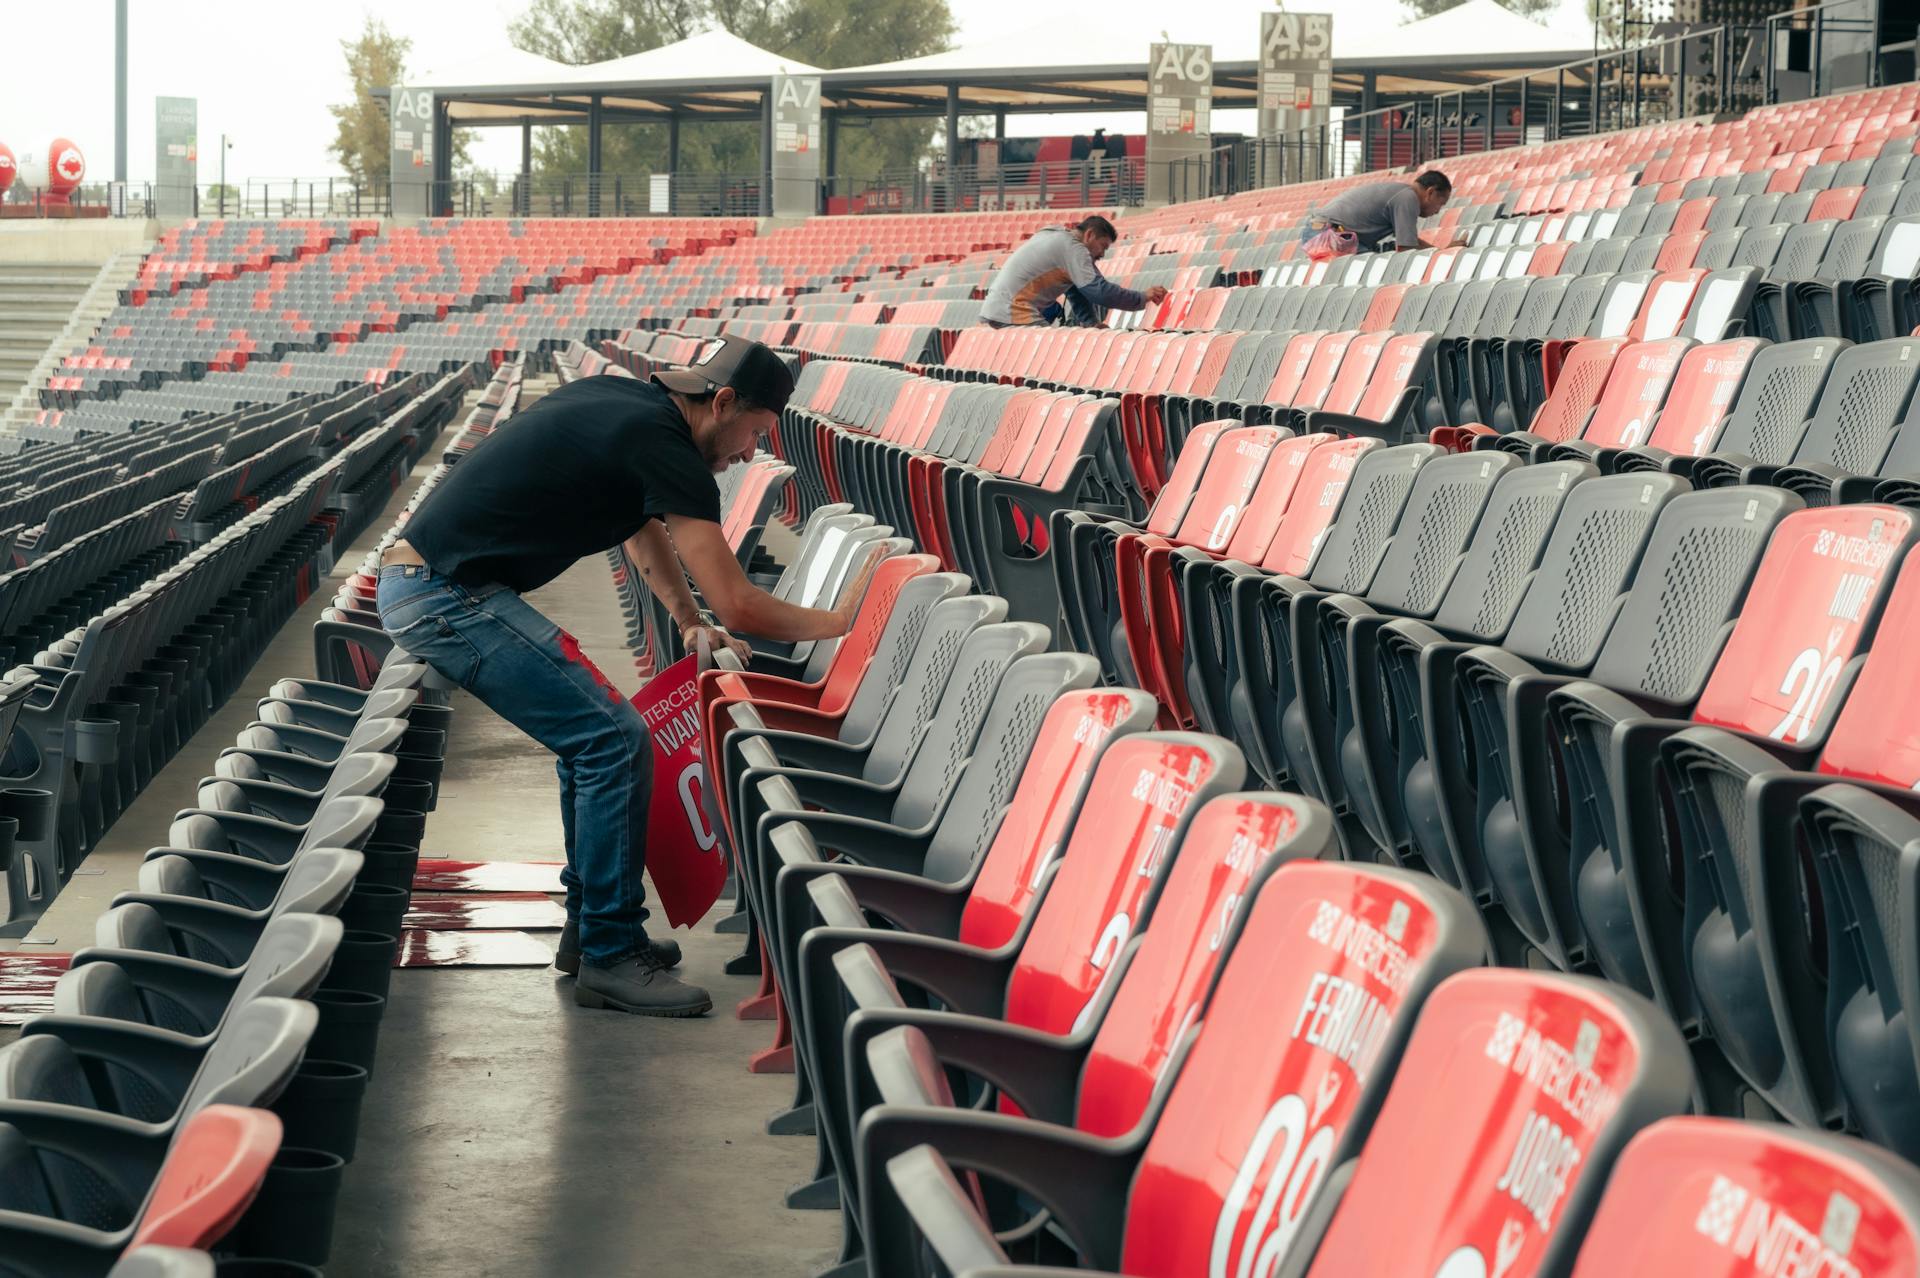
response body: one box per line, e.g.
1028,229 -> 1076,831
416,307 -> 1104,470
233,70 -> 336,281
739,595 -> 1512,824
378,337 -> 870,1017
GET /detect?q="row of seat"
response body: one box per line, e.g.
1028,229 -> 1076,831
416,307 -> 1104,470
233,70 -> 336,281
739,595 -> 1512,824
0,370 -> 467,1274
664,501 -> 1920,1278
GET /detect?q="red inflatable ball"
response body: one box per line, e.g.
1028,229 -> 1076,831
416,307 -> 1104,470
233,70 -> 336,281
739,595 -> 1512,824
0,143 -> 15,197
45,137 -> 84,206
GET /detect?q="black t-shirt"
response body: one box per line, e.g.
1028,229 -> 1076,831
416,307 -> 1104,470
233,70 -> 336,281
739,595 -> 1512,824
404,376 -> 721,594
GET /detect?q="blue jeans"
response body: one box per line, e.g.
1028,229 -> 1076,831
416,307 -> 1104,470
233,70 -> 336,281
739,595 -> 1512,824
375,564 -> 653,966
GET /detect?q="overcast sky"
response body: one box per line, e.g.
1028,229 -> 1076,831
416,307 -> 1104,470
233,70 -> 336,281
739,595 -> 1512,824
3,0 -> 1591,188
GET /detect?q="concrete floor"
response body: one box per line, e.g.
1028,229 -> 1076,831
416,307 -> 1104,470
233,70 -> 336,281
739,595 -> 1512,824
11,386 -> 842,1274
327,505 -> 840,1278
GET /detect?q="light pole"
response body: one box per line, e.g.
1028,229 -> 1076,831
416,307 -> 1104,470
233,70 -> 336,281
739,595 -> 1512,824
219,134 -> 233,217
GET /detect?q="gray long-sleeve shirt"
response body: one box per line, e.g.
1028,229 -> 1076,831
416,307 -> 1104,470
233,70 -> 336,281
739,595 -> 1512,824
1309,181 -> 1423,251
981,227 -> 1146,325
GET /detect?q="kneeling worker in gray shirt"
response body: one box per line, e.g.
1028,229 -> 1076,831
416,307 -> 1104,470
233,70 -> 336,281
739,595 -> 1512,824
1305,170 -> 1452,252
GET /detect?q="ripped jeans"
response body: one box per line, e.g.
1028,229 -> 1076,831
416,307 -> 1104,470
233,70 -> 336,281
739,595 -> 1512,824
375,563 -> 653,966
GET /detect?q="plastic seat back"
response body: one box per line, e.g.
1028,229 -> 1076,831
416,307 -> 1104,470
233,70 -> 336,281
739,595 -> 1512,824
1568,1118 -> 1920,1276
1810,552 -> 1920,786
954,690 -> 1160,950
1076,794 -> 1336,1139
1787,336 -> 1920,475
1359,451 -> 1522,617
1219,433 -> 1337,565
1423,461 -> 1599,643
127,1104 -> 282,1252
852,595 -> 1008,782
889,651 -> 1096,829
178,996 -> 317,1116
1527,338 -> 1628,443
1498,473 -> 1691,671
1706,337 -> 1843,465
1251,437 -> 1390,575
1118,862 -> 1487,1278
1641,337 -> 1765,458
1304,443 -> 1446,595
1303,970 -> 1694,1277
1581,336 -> 1694,449
1145,420 -> 1231,537
1262,332 -> 1330,407
999,733 -> 1243,1035
1169,427 -> 1288,551
1687,504 -> 1915,741
1804,784 -> 1920,1157
1557,485 -> 1801,695
831,572 -> 975,747
861,620 -> 1048,791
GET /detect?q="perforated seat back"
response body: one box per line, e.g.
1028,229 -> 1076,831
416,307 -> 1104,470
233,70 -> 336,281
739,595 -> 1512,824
1709,337 -> 1843,463
1527,338 -> 1628,443
1643,338 -> 1765,457
1304,444 -> 1444,594
0,1036 -> 135,1226
1362,452 -> 1520,616
865,619 -> 1047,793
1499,473 -> 1690,670
1303,970 -> 1693,1278
1118,862 -> 1487,1278
999,733 -> 1243,1035
852,594 -> 1004,771
1571,1118 -> 1920,1275
930,688 -> 1157,895
1170,427 -> 1288,550
1566,485 -> 1796,699
1823,213 -> 1890,279
1788,337 -> 1920,475
1258,438 -> 1384,577
1512,275 -> 1574,338
890,649 -> 1091,829
1686,504 -> 1915,741
1772,219 -> 1840,281
831,571 -> 973,746
1423,461 -> 1597,642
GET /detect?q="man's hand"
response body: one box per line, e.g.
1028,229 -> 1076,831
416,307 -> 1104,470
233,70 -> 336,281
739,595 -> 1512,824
1145,284 -> 1169,305
682,622 -> 752,664
831,551 -> 883,635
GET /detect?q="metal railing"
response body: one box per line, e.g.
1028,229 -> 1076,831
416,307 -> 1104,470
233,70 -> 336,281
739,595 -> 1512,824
1239,24 -> 1772,192
1163,0 -> 1900,201
1764,0 -> 1887,104
823,157 -> 1145,215
0,180 -> 389,219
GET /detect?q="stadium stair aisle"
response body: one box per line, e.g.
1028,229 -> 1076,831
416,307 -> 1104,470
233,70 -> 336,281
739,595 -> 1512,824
322,410 -> 840,1277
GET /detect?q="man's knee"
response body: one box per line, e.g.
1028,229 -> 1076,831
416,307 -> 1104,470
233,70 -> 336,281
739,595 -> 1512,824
571,705 -> 650,779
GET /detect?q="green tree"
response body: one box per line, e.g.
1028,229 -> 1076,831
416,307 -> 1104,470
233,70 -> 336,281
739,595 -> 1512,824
1401,0 -> 1562,23
328,16 -> 471,187
506,0 -> 956,184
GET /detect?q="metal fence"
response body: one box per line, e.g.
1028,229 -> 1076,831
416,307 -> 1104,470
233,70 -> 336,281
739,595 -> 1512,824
1167,0 -> 1900,204
0,0 -> 1903,223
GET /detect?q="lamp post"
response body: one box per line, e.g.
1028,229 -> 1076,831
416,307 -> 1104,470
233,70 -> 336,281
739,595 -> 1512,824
219,134 -> 232,216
